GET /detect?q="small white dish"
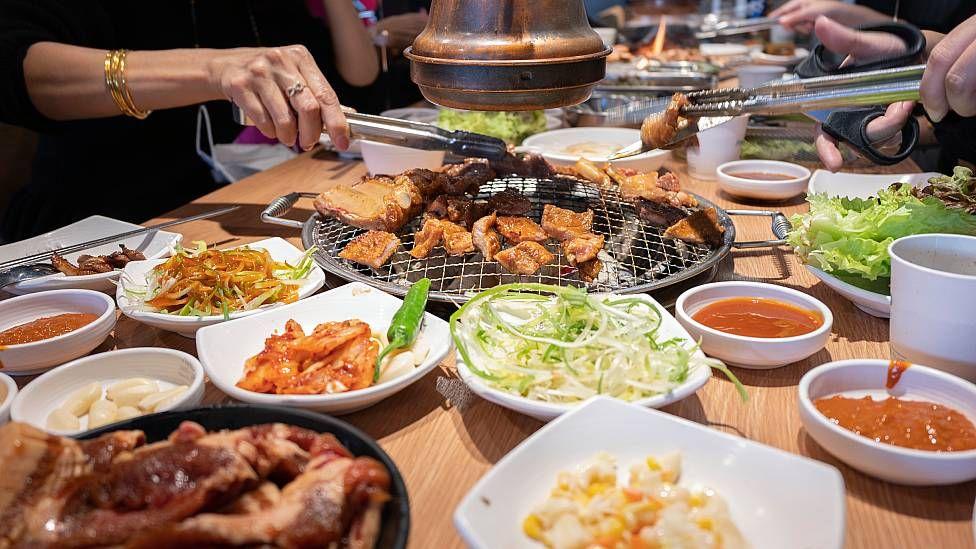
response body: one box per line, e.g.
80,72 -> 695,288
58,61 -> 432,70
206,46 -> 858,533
0,289 -> 116,375
807,169 -> 941,199
736,64 -> 787,88
799,359 -> 976,485
0,215 -> 181,295
117,237 -> 325,337
0,373 -> 17,425
805,265 -> 890,318
717,159 -> 811,201
196,282 -> 450,415
751,47 -> 809,66
455,293 -> 711,421
521,127 -> 671,173
454,395 -> 846,549
359,140 -> 446,176
699,43 -> 751,57
11,347 -> 204,435
675,281 -> 832,369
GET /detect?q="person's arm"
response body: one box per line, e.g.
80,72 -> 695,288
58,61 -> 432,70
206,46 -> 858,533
21,42 -> 349,151
320,0 -> 380,87
770,0 -> 890,33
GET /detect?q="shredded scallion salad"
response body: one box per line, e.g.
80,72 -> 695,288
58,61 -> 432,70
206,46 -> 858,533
451,283 -> 746,403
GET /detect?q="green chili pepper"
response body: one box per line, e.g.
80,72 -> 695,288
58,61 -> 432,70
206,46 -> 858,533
375,278 -> 431,382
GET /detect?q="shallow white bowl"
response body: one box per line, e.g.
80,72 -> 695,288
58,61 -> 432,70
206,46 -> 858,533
0,289 -> 117,375
717,160 -> 811,201
0,215 -> 181,295
799,359 -> 976,485
454,396 -> 846,549
806,169 -> 941,199
196,282 -> 450,415
117,237 -> 325,337
11,347 -> 204,435
455,293 -> 711,421
751,47 -> 809,66
0,373 -> 17,424
359,140 -> 446,176
805,265 -> 890,318
675,281 -> 833,369
521,127 -> 671,172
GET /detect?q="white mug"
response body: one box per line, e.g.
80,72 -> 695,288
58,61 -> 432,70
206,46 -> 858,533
686,115 -> 750,180
889,234 -> 976,380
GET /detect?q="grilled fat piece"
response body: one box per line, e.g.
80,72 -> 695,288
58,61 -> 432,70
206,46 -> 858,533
338,230 -> 400,269
314,176 -> 423,232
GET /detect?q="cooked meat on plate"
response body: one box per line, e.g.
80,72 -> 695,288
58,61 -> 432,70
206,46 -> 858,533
541,204 -> 594,241
472,212 -> 502,260
495,241 -> 554,275
52,244 -> 146,276
339,230 -> 400,269
664,207 -> 726,246
495,216 -> 548,243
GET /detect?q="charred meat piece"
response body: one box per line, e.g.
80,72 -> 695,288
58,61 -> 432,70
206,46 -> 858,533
664,207 -> 726,246
315,176 -> 423,232
410,217 -> 446,259
490,150 -> 554,179
400,168 -> 448,199
442,158 -> 495,195
578,258 -> 603,283
338,230 -> 400,269
618,171 -> 697,208
541,204 -> 594,241
487,187 -> 533,216
119,245 -> 146,262
440,220 -> 475,256
472,212 -> 501,260
495,242 -> 554,275
641,92 -> 692,150
561,233 -> 604,266
76,254 -> 114,273
425,194 -> 486,228
634,198 -> 689,228
495,216 -> 548,243
51,243 -> 148,276
51,253 -> 100,276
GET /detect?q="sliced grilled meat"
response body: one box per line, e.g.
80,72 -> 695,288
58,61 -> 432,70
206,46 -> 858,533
541,204 -> 594,241
443,158 -> 494,195
472,212 -> 501,260
495,242 -> 554,275
495,216 -> 548,243
634,198 -> 689,228
338,230 -> 400,269
487,188 -> 533,216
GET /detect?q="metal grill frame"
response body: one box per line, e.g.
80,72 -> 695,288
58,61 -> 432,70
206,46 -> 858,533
297,176 -> 736,303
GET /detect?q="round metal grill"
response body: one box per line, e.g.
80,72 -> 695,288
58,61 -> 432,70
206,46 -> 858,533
300,177 -> 735,303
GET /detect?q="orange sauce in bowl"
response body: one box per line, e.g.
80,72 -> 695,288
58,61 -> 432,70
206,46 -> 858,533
691,297 -> 823,338
0,313 -> 99,345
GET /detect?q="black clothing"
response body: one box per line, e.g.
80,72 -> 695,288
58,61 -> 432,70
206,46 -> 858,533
859,0 -> 975,34
0,0 -> 364,241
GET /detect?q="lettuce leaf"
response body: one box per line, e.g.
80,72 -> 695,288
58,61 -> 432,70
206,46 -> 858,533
436,109 -> 547,144
788,184 -> 976,294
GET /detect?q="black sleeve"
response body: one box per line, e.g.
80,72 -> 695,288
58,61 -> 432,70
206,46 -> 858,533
0,0 -> 113,133
933,113 -> 976,172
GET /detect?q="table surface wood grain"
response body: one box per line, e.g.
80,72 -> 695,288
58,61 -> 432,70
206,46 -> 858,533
14,149 -> 975,548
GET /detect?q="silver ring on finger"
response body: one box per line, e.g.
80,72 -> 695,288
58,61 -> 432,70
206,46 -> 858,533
286,80 -> 305,97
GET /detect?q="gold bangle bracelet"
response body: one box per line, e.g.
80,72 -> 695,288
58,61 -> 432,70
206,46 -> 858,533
104,49 -> 152,119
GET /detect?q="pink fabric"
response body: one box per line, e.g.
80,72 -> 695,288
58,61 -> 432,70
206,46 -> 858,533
234,126 -> 278,145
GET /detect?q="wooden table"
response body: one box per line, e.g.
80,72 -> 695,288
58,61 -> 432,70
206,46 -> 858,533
17,150 -> 976,548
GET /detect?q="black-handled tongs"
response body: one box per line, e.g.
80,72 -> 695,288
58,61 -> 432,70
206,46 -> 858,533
232,105 -> 508,160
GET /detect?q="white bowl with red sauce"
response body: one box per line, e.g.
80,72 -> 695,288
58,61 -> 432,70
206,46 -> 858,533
799,359 -> 976,485
0,289 -> 116,375
675,281 -> 832,369
716,160 -> 811,201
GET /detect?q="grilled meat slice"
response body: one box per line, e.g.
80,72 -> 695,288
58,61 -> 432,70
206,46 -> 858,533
51,253 -> 100,276
541,204 -> 594,241
410,217 -> 446,259
338,230 -> 400,269
664,207 -> 726,246
561,233 -> 604,266
641,92 -> 691,149
490,151 -> 554,179
495,216 -> 548,243
440,220 -> 475,256
619,172 -> 697,208
578,258 -> 603,283
472,212 -> 501,260
634,198 -> 688,228
314,176 -> 423,232
400,168 -> 448,199
487,187 -> 533,216
76,255 -> 114,273
425,194 -> 486,228
119,245 -> 146,262
443,158 -> 494,195
495,242 -> 554,275
656,171 -> 681,192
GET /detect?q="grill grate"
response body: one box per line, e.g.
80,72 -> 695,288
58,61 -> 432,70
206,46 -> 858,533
302,177 -> 733,302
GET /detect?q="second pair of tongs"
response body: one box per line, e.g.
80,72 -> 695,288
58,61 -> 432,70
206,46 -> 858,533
609,63 -> 924,160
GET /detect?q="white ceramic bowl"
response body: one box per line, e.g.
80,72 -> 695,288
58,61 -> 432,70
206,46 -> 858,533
716,160 -> 810,201
675,281 -> 833,369
360,140 -> 446,176
807,169 -> 941,199
751,47 -> 809,66
799,359 -> 976,485
117,237 -> 325,337
0,373 -> 17,425
455,396 -> 846,549
455,293 -> 712,421
699,43 -> 751,57
0,289 -> 116,375
735,64 -> 787,89
197,282 -> 450,415
521,127 -> 671,172
805,265 -> 890,318
11,347 -> 204,435
0,215 -> 181,295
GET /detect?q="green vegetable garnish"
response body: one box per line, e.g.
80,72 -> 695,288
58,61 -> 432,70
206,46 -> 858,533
375,278 -> 431,382
436,109 -> 547,144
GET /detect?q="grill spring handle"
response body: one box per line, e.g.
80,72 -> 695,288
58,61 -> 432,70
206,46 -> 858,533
261,192 -> 318,229
726,209 -> 791,249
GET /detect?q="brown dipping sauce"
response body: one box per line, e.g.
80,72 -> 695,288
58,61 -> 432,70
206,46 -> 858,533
815,395 -> 976,452
0,313 -> 99,345
886,360 -> 911,389
728,171 -> 796,181
692,297 -> 823,338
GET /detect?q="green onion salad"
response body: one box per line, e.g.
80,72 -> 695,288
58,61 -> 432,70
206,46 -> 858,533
450,283 -> 746,404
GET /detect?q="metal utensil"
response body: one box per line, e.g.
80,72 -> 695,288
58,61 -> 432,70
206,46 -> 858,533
0,205 -> 240,272
695,16 -> 779,39
0,263 -> 59,290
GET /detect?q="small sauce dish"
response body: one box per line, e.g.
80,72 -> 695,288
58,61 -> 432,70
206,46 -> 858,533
675,281 -> 832,369
798,359 -> 976,485
716,160 -> 811,201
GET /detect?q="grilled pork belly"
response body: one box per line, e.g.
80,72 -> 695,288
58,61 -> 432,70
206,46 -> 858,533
489,150 -> 554,179
664,207 -> 725,246
442,158 -> 495,195
425,194 -> 486,228
495,241 -> 554,275
578,258 -> 603,283
472,212 -> 501,260
339,230 -> 400,269
486,187 -> 532,216
399,168 -> 448,200
495,216 -> 548,243
314,176 -> 423,232
641,92 -> 691,150
410,218 -> 474,258
541,204 -> 594,241
634,198 -> 688,228
561,233 -> 604,266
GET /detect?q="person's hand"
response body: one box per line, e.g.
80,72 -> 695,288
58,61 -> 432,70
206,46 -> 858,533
806,16 -> 914,170
920,14 -> 976,121
770,0 -> 889,33
207,45 -> 349,151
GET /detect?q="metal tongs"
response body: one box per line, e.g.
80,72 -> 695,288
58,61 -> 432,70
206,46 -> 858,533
608,63 -> 924,160
695,16 -> 779,39
232,106 -> 508,160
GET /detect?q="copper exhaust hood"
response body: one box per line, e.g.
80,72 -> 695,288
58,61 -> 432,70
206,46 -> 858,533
404,0 -> 611,111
